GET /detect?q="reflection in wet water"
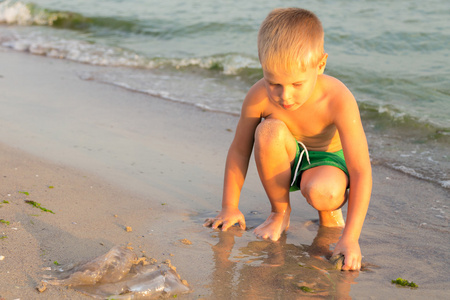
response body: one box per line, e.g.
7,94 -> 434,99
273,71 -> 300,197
42,246 -> 191,299
209,226 -> 361,299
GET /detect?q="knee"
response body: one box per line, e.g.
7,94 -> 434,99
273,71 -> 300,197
255,119 -> 289,148
301,184 -> 346,211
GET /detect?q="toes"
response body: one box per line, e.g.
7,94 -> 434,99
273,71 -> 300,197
269,234 -> 280,241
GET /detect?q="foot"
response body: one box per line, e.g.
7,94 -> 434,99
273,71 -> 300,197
318,209 -> 345,227
253,209 -> 291,241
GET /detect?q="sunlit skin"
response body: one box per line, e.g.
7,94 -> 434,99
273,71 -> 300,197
263,64 -> 319,112
204,53 -> 372,271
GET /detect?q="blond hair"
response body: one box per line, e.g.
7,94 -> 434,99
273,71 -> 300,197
258,8 -> 324,72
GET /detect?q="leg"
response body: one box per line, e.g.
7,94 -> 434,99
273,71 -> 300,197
253,119 -> 298,241
300,166 -> 348,227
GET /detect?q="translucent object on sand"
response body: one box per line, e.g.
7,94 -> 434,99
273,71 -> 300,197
44,245 -> 191,299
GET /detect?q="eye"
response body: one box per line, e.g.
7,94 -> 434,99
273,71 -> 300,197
268,82 -> 279,87
293,82 -> 303,87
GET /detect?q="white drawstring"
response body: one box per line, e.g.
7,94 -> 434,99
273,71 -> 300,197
290,141 -> 310,186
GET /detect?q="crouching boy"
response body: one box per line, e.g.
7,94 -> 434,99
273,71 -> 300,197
204,8 -> 372,271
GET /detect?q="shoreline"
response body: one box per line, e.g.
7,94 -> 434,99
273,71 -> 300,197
1,49 -> 449,299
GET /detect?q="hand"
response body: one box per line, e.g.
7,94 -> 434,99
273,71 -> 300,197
203,207 -> 246,231
332,237 -> 361,271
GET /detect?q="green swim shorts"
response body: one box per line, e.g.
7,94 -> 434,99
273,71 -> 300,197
290,141 -> 349,192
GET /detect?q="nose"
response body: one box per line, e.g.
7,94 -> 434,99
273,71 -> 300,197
279,86 -> 292,101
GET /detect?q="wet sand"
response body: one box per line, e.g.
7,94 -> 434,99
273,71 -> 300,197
0,49 -> 449,299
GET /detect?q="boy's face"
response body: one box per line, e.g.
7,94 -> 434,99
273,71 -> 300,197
262,55 -> 327,111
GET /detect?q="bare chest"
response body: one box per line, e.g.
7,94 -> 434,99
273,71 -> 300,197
264,107 -> 341,151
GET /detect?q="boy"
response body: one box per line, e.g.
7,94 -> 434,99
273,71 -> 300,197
204,8 -> 372,271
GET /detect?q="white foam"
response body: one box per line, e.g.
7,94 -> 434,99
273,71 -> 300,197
393,165 -> 424,178
391,164 -> 450,190
0,1 -> 32,25
0,28 -> 260,77
1,30 -> 148,68
439,180 -> 450,189
0,1 -> 65,26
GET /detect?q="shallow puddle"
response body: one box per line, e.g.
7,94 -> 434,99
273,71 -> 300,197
205,225 -> 377,298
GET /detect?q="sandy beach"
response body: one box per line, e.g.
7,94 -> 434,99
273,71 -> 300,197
1,49 -> 449,299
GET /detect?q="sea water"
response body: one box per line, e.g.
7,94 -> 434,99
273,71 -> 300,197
1,0 -> 449,189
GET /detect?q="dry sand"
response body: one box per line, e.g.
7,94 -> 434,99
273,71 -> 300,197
0,49 -> 449,299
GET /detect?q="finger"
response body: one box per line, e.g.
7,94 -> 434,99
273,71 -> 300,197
354,258 -> 362,271
343,258 -> 359,271
203,218 -> 213,227
342,265 -> 351,271
211,219 -> 223,229
342,257 -> 353,271
238,219 -> 246,230
221,221 -> 233,232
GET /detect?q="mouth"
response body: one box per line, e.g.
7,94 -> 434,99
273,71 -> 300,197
282,103 -> 294,109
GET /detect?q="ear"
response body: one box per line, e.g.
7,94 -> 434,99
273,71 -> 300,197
317,53 -> 328,75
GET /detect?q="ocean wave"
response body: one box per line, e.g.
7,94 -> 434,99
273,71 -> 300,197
1,30 -> 148,67
0,0 -> 159,34
0,0 -> 253,39
0,27 -> 260,76
359,102 -> 450,140
0,0 -> 86,27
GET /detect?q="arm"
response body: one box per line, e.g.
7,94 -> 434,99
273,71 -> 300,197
332,86 -> 372,270
204,83 -> 264,231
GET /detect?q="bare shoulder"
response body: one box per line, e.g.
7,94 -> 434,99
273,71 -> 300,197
245,79 -> 268,103
320,75 -> 358,116
321,75 -> 354,102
